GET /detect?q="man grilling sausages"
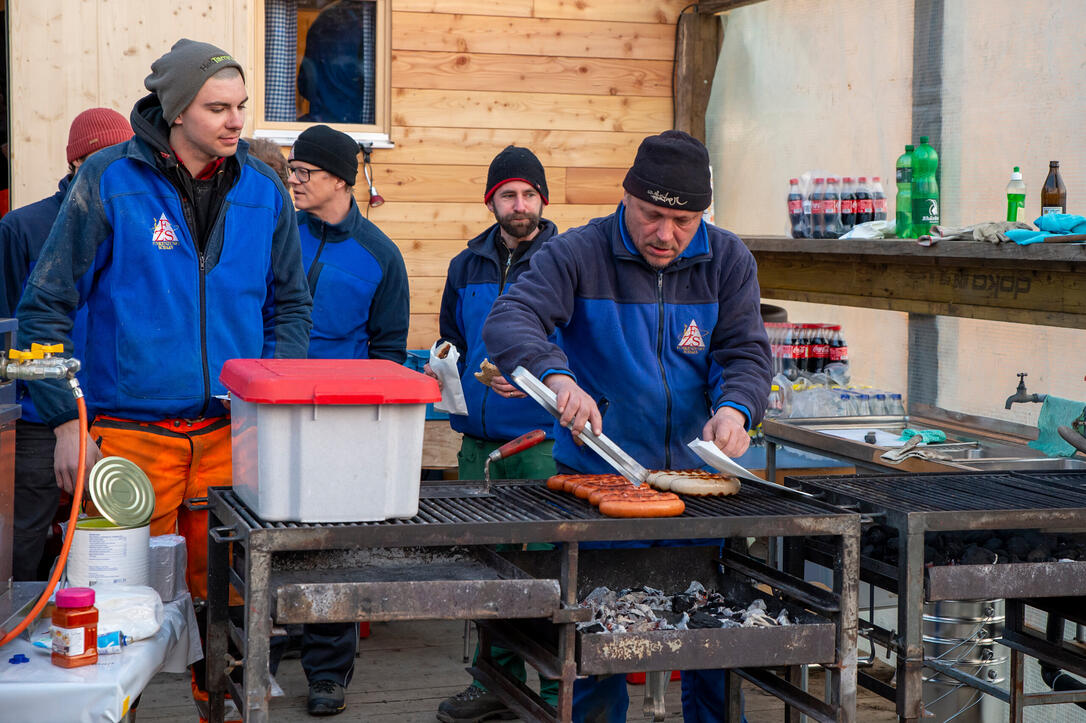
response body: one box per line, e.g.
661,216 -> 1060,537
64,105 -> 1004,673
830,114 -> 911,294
482,130 -> 773,721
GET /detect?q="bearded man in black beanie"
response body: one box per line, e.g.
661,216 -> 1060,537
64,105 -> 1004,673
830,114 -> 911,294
426,145 -> 562,723
482,130 -> 772,722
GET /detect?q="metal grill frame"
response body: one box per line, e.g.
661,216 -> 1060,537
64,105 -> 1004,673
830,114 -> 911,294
785,470 -> 1086,723
204,480 -> 861,723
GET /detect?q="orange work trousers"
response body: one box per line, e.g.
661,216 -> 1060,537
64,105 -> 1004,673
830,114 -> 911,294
91,416 -> 232,601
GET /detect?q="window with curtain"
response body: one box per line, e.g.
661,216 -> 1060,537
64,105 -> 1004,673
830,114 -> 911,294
260,0 -> 387,138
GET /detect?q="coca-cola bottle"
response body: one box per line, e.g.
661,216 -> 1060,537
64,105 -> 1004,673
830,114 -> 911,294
839,176 -> 856,232
810,178 -> 826,238
791,324 -> 810,377
780,323 -> 796,379
809,324 -> 830,374
872,177 -> 888,221
787,178 -> 806,238
823,178 -> 842,238
828,324 -> 849,378
855,176 -> 874,224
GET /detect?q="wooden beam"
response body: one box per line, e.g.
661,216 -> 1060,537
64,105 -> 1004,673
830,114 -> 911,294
695,0 -> 769,14
674,11 -> 722,142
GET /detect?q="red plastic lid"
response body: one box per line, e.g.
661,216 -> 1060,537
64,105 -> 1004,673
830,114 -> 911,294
220,359 -> 442,405
56,587 -> 95,608
788,177 -> 798,184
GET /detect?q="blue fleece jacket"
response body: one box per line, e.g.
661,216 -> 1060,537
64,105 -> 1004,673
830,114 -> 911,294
16,100 -> 312,426
0,176 -> 88,423
482,204 -> 772,473
439,220 -> 558,441
299,200 -> 408,362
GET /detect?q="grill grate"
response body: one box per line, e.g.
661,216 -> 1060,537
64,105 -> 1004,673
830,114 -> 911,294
223,481 -> 840,531
793,471 -> 1086,513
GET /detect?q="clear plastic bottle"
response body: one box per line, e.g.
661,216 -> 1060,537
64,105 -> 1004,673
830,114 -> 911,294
888,393 -> 906,416
837,393 -> 852,417
857,393 -> 872,416
872,393 -> 889,416
766,384 -> 783,418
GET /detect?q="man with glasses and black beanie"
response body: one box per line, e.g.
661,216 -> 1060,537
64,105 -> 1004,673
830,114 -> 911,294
270,123 -> 409,716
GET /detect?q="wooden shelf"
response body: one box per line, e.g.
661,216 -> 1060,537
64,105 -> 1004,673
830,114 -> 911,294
744,235 -> 1086,328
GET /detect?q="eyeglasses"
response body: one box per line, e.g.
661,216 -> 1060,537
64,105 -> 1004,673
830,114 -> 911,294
287,166 -> 327,183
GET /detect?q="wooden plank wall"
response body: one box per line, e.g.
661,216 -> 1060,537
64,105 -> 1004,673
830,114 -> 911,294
368,0 -> 688,348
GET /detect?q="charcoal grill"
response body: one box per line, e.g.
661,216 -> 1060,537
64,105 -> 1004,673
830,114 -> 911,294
786,469 -> 1086,723
204,479 -> 860,723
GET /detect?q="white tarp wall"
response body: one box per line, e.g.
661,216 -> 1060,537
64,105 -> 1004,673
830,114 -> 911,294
707,0 -> 1086,428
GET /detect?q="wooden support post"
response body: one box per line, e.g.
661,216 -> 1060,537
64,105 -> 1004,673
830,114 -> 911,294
674,11 -> 722,142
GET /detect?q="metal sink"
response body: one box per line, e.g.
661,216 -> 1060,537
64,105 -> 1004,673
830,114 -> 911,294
953,457 -> 1086,472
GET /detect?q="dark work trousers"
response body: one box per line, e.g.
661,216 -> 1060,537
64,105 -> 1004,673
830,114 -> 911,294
13,420 -> 61,581
270,623 -> 358,686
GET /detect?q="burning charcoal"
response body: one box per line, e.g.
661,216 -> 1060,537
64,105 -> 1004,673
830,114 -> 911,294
583,587 -> 616,607
1027,546 -> 1050,563
982,537 -> 1003,552
688,611 -> 725,629
960,545 -> 998,565
777,609 -> 791,626
656,610 -> 684,627
579,622 -> 606,634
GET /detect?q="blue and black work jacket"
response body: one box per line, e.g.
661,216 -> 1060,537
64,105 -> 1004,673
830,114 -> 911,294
298,200 -> 408,362
483,205 -> 772,473
16,95 -> 312,427
439,220 -> 558,441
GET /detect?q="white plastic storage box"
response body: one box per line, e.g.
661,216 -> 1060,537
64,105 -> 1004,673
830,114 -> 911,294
221,359 -> 441,523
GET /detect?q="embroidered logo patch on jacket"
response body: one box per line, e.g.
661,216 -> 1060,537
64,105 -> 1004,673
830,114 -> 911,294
152,213 -> 179,250
677,319 -> 705,354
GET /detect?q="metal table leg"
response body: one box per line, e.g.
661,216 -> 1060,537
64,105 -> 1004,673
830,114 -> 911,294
557,542 -> 579,723
831,529 -> 859,723
241,543 -> 274,722
206,507 -> 230,723
897,525 -> 925,722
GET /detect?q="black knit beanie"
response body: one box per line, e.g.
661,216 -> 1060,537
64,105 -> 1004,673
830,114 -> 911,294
145,39 -> 244,125
485,146 -> 549,205
292,125 -> 359,185
622,130 -> 712,212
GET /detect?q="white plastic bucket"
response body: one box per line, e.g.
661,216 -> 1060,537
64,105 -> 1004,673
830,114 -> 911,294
66,517 -> 151,587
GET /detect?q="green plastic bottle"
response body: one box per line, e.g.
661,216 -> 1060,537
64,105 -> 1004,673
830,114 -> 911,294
910,136 -> 940,237
895,145 -> 913,237
1005,167 -> 1026,222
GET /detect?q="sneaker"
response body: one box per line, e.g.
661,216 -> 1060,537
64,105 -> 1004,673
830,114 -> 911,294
436,684 -> 517,723
307,680 -> 347,716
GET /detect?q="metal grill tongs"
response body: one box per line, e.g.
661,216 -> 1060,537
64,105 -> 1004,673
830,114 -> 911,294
512,366 -> 648,487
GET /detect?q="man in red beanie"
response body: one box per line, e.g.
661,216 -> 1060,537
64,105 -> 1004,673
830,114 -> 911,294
0,107 -> 132,582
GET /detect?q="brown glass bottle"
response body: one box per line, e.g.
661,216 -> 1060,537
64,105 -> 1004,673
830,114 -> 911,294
1041,161 -> 1067,215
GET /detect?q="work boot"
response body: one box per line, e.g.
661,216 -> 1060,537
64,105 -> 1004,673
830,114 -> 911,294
307,680 -> 347,716
436,684 -> 516,723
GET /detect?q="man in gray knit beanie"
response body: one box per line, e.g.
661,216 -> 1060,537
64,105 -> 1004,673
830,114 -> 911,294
145,39 -> 244,125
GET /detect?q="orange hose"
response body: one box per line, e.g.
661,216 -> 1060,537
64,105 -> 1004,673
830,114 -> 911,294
0,394 -> 88,647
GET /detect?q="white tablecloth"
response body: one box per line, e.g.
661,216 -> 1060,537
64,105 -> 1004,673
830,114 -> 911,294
0,594 -> 201,722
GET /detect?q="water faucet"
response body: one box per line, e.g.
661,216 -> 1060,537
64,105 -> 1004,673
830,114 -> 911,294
1004,372 -> 1047,410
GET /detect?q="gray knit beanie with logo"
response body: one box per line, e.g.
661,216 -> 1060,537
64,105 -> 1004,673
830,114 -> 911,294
145,39 -> 244,124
